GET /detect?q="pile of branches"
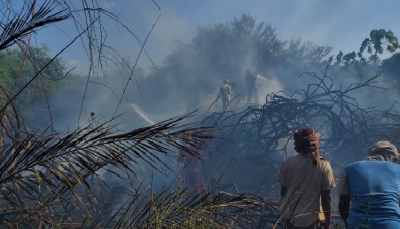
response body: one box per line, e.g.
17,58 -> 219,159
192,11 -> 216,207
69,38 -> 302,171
203,66 -> 400,166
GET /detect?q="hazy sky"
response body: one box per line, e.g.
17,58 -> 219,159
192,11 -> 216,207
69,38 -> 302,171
25,0 -> 400,74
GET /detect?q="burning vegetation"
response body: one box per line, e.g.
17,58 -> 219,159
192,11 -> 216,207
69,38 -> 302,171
1,0 -> 400,228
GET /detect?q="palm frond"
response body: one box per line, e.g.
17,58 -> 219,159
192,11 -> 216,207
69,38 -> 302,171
94,182 -> 274,229
0,0 -> 70,51
0,111 -> 215,227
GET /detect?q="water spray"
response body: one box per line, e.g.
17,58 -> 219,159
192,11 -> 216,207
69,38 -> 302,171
128,103 -> 155,125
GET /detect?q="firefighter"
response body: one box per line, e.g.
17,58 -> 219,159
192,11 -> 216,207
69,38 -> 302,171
216,79 -> 232,112
245,69 -> 258,104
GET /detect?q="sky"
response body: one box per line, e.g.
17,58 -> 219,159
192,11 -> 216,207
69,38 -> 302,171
22,0 -> 400,75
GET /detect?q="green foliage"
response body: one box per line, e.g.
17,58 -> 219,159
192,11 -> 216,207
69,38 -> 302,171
343,51 -> 357,63
381,52 -> 400,94
359,29 -> 400,64
381,52 -> 400,74
335,51 -> 343,65
0,45 -> 67,125
330,29 -> 399,85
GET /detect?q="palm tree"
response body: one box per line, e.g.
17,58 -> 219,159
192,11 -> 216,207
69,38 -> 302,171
359,29 -> 400,65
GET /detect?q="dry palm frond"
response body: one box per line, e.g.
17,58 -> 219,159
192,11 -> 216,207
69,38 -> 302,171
0,0 -> 70,51
90,182 -> 272,229
0,112 -> 216,227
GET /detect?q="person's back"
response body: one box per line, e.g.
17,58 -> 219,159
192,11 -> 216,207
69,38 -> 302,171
279,154 -> 334,226
339,140 -> 400,229
217,79 -> 232,111
219,83 -> 231,100
344,160 -> 400,228
278,128 -> 335,229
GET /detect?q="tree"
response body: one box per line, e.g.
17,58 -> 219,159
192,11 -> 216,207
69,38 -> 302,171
0,46 -> 65,96
286,38 -> 333,65
229,14 -> 288,69
0,46 -> 68,126
359,29 -> 400,65
134,14 -> 334,116
381,52 -> 400,94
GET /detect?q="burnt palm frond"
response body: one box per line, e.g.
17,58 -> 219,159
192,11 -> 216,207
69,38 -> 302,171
90,180 -> 272,229
0,0 -> 70,51
1,112 -> 212,184
0,112 -> 215,227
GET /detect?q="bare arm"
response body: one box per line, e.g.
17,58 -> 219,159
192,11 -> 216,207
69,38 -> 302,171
280,186 -> 287,199
338,195 -> 350,225
321,190 -> 332,229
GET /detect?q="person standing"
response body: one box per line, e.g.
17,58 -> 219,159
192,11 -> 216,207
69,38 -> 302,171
278,128 -> 335,229
245,69 -> 258,104
338,141 -> 400,229
216,79 -> 232,112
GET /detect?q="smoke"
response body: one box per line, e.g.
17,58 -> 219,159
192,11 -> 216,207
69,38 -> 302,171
254,74 -> 283,105
22,1 -> 400,200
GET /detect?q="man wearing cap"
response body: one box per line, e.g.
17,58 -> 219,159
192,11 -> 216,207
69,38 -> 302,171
338,141 -> 400,228
278,128 -> 335,229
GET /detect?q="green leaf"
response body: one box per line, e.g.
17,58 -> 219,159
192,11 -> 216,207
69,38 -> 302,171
367,46 -> 372,54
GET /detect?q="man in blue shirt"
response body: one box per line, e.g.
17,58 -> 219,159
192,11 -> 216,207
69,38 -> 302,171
338,141 -> 400,229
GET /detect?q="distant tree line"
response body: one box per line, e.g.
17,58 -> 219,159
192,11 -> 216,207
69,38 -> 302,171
129,14 -> 400,116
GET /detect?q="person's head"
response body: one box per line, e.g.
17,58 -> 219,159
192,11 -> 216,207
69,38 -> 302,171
293,127 -> 320,165
293,128 -> 317,152
223,79 -> 229,84
365,141 -> 399,163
